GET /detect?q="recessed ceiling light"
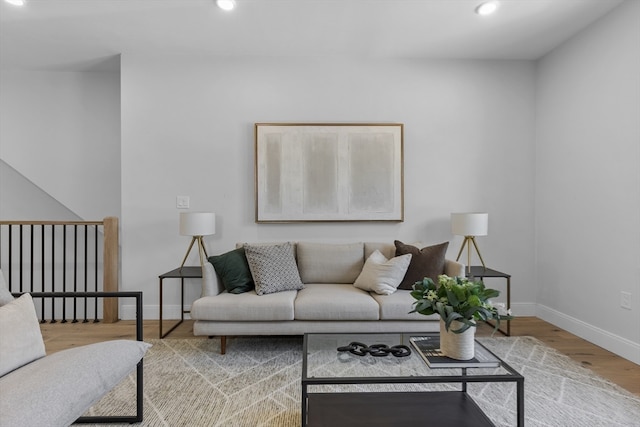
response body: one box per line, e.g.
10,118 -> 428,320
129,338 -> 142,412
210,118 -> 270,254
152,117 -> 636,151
475,1 -> 499,16
216,0 -> 236,11
4,0 -> 26,6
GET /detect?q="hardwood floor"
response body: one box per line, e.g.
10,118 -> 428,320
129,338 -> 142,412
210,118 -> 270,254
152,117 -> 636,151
39,317 -> 640,397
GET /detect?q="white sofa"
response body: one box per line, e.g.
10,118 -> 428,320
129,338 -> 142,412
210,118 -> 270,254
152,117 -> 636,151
191,241 -> 464,353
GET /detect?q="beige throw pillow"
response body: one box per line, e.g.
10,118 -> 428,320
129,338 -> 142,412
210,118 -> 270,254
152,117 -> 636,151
0,269 -> 14,306
0,293 -> 46,376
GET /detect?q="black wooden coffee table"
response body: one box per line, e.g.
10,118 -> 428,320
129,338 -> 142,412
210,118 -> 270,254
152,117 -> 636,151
302,332 -> 524,427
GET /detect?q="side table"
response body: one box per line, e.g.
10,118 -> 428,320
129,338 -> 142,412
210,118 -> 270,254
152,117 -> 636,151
158,266 -> 202,338
466,266 -> 511,336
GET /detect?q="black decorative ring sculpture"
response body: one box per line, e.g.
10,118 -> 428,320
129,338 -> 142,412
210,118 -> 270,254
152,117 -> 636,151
337,342 -> 411,358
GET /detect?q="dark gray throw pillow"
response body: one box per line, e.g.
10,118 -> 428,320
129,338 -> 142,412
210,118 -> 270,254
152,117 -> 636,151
208,248 -> 254,294
394,240 -> 449,290
244,242 -> 304,296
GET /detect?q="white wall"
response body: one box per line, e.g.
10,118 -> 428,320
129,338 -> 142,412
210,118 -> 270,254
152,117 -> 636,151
120,56 -> 537,320
535,0 -> 640,363
0,160 -> 80,220
0,69 -> 121,221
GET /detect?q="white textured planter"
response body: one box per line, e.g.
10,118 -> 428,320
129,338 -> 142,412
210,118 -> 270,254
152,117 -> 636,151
440,319 -> 475,360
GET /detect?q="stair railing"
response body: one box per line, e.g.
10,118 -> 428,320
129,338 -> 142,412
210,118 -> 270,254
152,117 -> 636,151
0,217 -> 119,322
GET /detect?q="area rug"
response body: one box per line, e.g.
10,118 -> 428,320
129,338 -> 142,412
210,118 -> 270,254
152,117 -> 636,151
80,336 -> 640,427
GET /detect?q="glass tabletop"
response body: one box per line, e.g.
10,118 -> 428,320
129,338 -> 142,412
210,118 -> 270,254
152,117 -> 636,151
302,332 -> 520,384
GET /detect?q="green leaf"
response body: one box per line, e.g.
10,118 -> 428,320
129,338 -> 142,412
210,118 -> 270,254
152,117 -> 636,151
410,290 -> 423,300
452,284 -> 466,302
484,289 -> 500,299
468,294 -> 481,307
435,302 -> 448,319
445,288 -> 459,307
414,300 -> 430,313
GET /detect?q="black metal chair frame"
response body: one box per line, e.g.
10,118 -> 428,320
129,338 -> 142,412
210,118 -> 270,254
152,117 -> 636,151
18,291 -> 145,424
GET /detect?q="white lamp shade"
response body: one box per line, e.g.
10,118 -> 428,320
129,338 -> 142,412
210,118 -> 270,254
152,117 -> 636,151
179,212 -> 216,236
451,212 -> 488,236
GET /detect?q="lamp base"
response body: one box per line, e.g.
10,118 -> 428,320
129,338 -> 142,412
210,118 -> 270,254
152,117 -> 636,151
180,236 -> 209,270
455,236 -> 486,274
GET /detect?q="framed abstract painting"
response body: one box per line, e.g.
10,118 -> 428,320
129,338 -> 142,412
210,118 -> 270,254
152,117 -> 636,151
255,123 -> 404,222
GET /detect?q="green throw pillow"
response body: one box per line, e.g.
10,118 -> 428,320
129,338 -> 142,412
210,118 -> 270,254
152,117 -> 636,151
208,248 -> 254,294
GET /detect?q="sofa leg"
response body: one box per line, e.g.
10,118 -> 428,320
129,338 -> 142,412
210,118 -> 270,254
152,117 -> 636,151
221,336 -> 227,354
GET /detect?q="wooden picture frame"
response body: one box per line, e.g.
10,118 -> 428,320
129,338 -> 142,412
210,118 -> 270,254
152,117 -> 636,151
255,123 -> 404,222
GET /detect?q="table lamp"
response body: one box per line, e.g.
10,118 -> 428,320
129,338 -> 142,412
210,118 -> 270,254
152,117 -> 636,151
451,212 -> 488,273
179,212 -> 216,270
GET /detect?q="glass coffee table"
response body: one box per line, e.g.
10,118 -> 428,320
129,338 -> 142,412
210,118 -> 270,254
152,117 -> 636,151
302,332 -> 524,427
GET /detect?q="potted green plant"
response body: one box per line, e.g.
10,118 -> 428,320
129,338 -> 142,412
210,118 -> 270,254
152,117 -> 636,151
410,274 -> 513,359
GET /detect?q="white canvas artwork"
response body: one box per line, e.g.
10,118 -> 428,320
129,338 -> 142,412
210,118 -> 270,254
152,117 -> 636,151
255,124 -> 403,222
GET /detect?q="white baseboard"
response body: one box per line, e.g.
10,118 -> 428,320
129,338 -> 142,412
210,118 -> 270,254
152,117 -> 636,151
537,304 -> 640,365
509,302 -> 536,317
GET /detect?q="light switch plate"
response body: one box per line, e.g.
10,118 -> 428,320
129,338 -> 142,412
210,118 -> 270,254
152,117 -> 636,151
621,291 -> 632,310
176,196 -> 190,209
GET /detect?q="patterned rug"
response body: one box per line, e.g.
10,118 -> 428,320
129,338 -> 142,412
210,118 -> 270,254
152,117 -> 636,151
81,336 -> 640,426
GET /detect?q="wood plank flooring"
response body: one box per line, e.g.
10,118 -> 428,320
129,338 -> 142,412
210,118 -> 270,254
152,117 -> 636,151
39,317 -> 640,397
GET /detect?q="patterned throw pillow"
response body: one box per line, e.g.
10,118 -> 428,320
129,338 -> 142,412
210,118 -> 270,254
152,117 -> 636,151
243,242 -> 304,295
395,240 -> 449,290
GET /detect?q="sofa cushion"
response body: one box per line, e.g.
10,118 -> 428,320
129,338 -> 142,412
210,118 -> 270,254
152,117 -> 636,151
353,250 -> 412,295
191,290 -> 297,321
294,284 -> 380,320
395,240 -> 449,290
244,242 -> 304,295
236,241 -> 297,253
364,242 -> 397,260
371,290 -> 439,321
0,339 -> 150,427
296,242 -> 364,284
0,293 -> 46,377
208,247 -> 254,294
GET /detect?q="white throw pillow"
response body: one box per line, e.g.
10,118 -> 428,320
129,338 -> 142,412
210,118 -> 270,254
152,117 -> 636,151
0,293 -> 46,376
0,268 -> 14,306
353,250 -> 412,295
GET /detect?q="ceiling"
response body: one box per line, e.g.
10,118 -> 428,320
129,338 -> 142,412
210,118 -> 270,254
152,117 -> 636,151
0,0 -> 624,71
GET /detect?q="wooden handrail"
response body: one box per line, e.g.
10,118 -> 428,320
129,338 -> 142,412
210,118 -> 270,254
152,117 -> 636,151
0,220 -> 104,225
0,217 -> 120,322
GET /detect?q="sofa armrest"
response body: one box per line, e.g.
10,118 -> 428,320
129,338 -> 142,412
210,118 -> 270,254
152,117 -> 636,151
202,262 -> 225,296
444,259 -> 465,278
